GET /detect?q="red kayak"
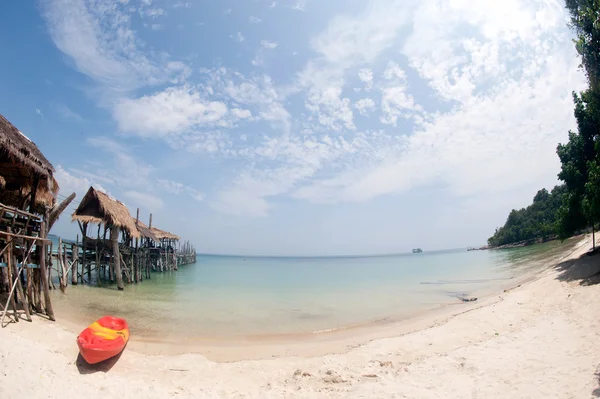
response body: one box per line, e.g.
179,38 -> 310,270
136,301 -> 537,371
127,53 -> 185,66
77,316 -> 130,364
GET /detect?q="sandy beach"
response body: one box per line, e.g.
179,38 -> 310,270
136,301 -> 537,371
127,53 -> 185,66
1,235 -> 600,398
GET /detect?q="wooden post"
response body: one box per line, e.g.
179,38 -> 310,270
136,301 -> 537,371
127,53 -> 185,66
26,262 -> 33,313
39,218 -> 55,321
84,222 -> 90,283
110,226 -> 124,290
6,239 -> 19,321
7,228 -> 32,322
129,253 -> 134,284
72,235 -> 79,285
11,242 -> 32,322
58,238 -> 64,291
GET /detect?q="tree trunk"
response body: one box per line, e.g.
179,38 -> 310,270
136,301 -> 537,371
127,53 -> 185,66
110,227 -> 124,290
47,193 -> 76,232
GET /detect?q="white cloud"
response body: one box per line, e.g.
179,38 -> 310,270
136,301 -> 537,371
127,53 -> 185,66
358,68 -> 373,90
310,2 -> 409,66
35,108 -> 43,117
231,108 -> 252,119
173,2 -> 191,8
113,86 -> 229,137
186,187 -> 204,202
55,165 -> 107,201
141,8 -> 164,19
40,0 -> 186,91
252,41 -> 279,66
261,40 -> 278,49
295,2 -> 412,132
201,68 -> 291,131
157,179 -> 185,194
294,46 -> 584,204
233,32 -> 245,42
157,179 -> 204,202
355,98 -> 376,115
380,86 -> 417,125
402,0 -> 566,103
211,133 -> 388,216
87,137 -> 154,189
249,16 -> 262,23
305,86 -> 354,131
292,0 -> 308,11
124,191 -> 164,212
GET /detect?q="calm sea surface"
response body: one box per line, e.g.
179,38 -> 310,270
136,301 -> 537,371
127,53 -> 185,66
49,237 -> 581,339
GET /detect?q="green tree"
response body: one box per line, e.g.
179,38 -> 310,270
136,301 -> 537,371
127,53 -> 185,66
565,0 -> 600,88
488,186 -> 568,247
556,0 -> 600,242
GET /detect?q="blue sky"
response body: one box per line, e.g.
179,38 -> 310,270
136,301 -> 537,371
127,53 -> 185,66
0,0 -> 587,256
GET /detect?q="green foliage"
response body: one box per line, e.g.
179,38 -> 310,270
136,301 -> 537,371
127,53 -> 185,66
565,0 -> 600,88
555,0 -> 600,237
488,186 -> 567,247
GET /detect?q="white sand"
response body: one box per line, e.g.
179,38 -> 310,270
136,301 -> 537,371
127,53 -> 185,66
2,235 -> 600,398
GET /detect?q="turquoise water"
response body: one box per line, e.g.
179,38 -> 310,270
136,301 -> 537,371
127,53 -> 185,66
50,237 -> 581,339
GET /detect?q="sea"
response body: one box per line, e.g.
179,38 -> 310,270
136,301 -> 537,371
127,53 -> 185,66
49,237 -> 582,341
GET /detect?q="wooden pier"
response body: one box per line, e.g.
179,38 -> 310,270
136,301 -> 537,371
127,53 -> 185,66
53,186 -> 197,290
1,113 -> 197,326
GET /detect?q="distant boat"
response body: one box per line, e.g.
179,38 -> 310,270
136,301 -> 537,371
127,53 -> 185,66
412,248 -> 423,253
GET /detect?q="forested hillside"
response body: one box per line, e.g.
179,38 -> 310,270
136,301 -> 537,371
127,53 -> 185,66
487,186 -> 567,247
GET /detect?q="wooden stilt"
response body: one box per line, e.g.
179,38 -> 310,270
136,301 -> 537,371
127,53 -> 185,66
110,226 -> 124,290
39,219 -> 55,321
6,241 -> 19,322
72,236 -> 79,285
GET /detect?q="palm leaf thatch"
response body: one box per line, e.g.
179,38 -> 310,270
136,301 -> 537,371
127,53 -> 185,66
0,113 -> 59,213
72,187 -> 140,238
151,226 -> 180,241
133,217 -> 158,241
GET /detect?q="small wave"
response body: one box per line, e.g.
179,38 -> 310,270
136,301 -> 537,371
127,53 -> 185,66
420,277 -> 513,285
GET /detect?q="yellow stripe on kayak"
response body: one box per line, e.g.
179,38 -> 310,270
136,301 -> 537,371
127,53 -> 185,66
88,321 -> 130,342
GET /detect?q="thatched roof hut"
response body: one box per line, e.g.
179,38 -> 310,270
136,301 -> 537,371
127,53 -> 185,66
151,226 -> 180,241
0,114 -> 59,212
72,187 -> 140,238
133,218 -> 158,241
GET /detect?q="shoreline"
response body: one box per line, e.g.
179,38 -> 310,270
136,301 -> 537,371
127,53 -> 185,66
15,234 -> 593,363
1,233 -> 599,397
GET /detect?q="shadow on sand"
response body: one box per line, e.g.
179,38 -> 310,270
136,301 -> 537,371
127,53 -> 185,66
75,350 -> 124,375
553,248 -> 600,286
593,368 -> 600,398
553,248 -> 600,397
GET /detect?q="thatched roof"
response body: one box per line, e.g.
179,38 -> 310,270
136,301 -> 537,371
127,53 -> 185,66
132,217 -> 158,241
151,226 -> 180,241
72,187 -> 140,238
0,114 -> 54,178
0,114 -> 59,213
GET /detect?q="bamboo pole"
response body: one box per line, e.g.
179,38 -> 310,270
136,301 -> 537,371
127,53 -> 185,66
39,218 -> 55,321
5,241 -> 19,323
58,238 -> 64,291
12,241 -> 32,322
72,236 -> 79,285
110,226 -> 124,290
